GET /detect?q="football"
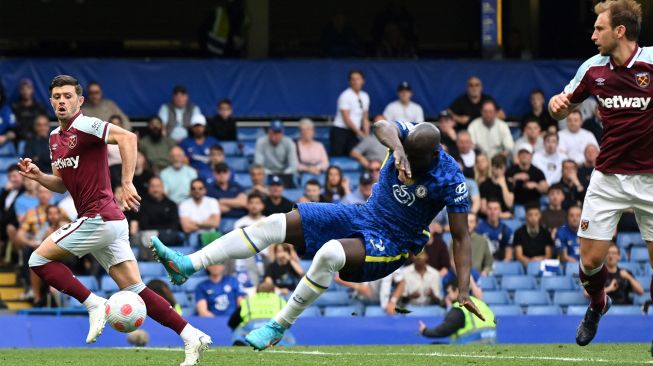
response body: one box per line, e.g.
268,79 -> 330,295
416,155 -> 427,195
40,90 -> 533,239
105,291 -> 147,333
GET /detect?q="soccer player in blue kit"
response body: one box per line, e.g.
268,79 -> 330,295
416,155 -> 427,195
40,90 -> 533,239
150,120 -> 484,349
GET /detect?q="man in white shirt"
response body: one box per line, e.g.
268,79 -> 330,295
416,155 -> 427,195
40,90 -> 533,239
330,70 -> 370,156
178,179 -> 221,237
558,109 -> 599,165
456,130 -> 475,178
387,251 -> 442,309
382,81 -> 424,123
533,132 -> 568,185
158,85 -> 203,142
161,146 -> 198,204
468,100 -> 514,159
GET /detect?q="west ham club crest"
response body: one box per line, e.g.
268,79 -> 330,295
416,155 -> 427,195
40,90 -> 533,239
635,72 -> 650,88
68,134 -> 77,149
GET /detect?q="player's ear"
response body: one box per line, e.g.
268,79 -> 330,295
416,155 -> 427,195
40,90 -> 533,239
78,95 -> 84,106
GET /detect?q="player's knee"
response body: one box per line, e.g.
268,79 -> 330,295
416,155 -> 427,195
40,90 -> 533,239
313,240 -> 347,272
28,252 -> 52,268
122,282 -> 146,294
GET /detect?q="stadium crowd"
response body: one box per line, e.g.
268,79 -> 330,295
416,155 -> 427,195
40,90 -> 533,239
0,70 -> 645,320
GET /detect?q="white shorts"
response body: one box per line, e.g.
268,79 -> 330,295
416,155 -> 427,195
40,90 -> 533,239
50,215 -> 135,271
578,170 -> 653,242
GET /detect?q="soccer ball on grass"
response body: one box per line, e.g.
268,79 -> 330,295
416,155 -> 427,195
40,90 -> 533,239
105,291 -> 147,333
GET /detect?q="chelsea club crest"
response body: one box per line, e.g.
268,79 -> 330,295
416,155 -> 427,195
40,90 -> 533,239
416,185 -> 427,198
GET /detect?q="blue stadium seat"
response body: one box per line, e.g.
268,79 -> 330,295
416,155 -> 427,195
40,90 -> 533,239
131,247 -> 140,260
492,262 -> 524,276
483,291 -> 511,305
343,171 -> 361,189
284,188 -> 304,202
314,291 -> 350,306
327,282 -> 350,292
566,305 -> 588,315
634,294 -> 650,305
553,291 -> 588,306
226,157 -> 250,173
609,306 -> 644,315
17,140 -> 26,156
564,262 -> 580,277
139,262 -> 166,277
76,275 -> 99,292
329,157 -> 361,172
64,295 -> 84,308
541,276 -> 576,292
0,175 -> 7,190
142,276 -> 167,287
0,142 -> 16,156
100,276 -> 120,294
221,141 -> 240,156
234,173 -> 252,188
526,305 -> 562,315
364,306 -> 387,317
404,306 -> 445,317
514,290 -> 551,306
490,305 -> 522,316
636,276 -> 651,293
300,306 -> 322,318
0,157 -> 17,172
181,306 -> 195,316
617,232 -> 645,248
513,205 -> 526,221
237,127 -> 264,141
630,248 -> 649,263
503,218 -> 523,233
619,261 -> 641,276
501,275 -> 536,291
241,141 -> 256,157
323,305 -> 359,317
174,293 -> 191,308
177,276 -> 209,293
300,259 -> 312,272
527,261 -> 542,276
478,275 -> 498,290
285,127 -> 300,140
314,127 -> 330,141
220,218 -> 238,233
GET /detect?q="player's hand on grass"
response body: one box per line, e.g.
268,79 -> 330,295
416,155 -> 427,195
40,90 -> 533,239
385,302 -> 396,315
458,294 -> 485,321
17,158 -> 42,181
121,182 -> 142,212
418,321 -> 426,334
393,147 -> 411,182
549,92 -> 573,114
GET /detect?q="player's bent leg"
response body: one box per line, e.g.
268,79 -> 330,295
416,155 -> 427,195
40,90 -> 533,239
245,238 -> 362,351
576,237 -> 612,347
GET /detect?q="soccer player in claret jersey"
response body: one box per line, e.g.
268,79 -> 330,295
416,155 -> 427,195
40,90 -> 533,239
548,0 -> 653,350
151,119 -> 484,350
18,75 -> 210,366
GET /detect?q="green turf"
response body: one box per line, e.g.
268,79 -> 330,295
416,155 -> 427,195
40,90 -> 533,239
1,344 -> 652,366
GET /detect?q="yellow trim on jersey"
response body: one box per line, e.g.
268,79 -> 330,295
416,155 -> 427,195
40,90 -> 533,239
239,229 -> 258,254
302,277 -> 326,293
422,230 -> 431,238
365,252 -> 410,263
380,149 -> 390,169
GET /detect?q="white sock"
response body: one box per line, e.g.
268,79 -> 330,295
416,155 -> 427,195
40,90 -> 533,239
83,292 -> 105,310
180,323 -> 198,343
189,213 -> 286,271
274,240 -> 346,328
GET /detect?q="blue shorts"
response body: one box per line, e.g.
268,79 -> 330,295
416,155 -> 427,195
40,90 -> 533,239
296,202 -> 429,283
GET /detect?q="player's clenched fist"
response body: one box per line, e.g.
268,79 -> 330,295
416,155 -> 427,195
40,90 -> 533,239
17,157 -> 42,181
458,294 -> 486,321
393,147 -> 412,183
549,93 -> 573,114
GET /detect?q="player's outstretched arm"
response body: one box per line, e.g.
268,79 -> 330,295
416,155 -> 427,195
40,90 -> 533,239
107,125 -> 141,211
448,211 -> 485,321
373,120 -> 411,178
17,158 -> 67,193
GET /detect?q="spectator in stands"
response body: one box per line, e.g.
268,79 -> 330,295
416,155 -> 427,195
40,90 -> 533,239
24,114 -> 51,173
106,115 -> 125,188
455,157 -> 481,215
11,79 -> 47,140
179,179 -> 221,238
456,130 -> 475,178
335,273 -> 394,309
382,81 -> 424,123
532,132 -> 567,186
207,98 -> 237,141
437,111 -> 458,156
557,159 -> 585,210
206,162 -> 247,219
147,279 -> 182,315
512,118 -> 543,160
558,109 -> 598,165
479,155 -> 514,219
81,81 -> 131,130
603,244 -> 644,305
424,228 -> 451,277
248,164 -> 267,195
506,143 -> 548,206
296,118 -> 329,178
0,82 -> 17,147
254,120 -> 298,188
264,243 -> 304,295
450,213 -> 493,276
522,89 -> 557,133
513,205 -> 553,266
138,116 -> 176,173
232,192 -> 268,286
131,177 -> 182,247
350,132 -> 387,170
477,199 -> 513,261
555,205 -> 581,263
367,159 -> 382,183
297,179 -> 324,203
322,165 -> 350,203
15,184 -> 51,253
196,263 -> 245,317
330,69 -> 370,156
161,146 -> 198,204
180,114 -> 220,180
578,144 -> 599,191
474,153 -> 490,186
541,184 -> 567,232
132,151 -> 154,198
468,100 -> 514,159
582,103 -> 603,145
263,175 -> 294,216
341,172 -> 373,205
0,166 -> 24,260
234,192 -> 266,230
14,178 -> 40,221
387,252 -> 442,313
448,76 -> 505,130
159,85 -> 202,141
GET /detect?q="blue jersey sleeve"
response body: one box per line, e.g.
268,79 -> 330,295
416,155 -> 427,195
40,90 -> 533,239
394,121 -> 419,141
442,180 -> 470,213
554,226 -> 565,251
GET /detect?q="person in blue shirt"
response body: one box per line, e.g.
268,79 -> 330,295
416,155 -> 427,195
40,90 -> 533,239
0,82 -> 17,146
151,119 -> 484,349
195,263 -> 245,317
555,205 -> 582,263
476,199 -> 514,261
179,114 -> 220,180
206,162 -> 247,218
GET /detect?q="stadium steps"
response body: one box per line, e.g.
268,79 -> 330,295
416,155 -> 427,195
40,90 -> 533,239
0,287 -> 24,301
0,272 -> 17,286
0,270 -> 31,309
5,301 -> 32,310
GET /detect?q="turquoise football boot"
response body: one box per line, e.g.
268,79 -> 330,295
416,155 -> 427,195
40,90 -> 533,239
245,320 -> 287,351
149,236 -> 195,285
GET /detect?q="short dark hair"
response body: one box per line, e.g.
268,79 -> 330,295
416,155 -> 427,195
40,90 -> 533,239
530,88 -> 544,97
87,81 -> 101,89
108,114 -> 123,124
247,191 -> 265,203
172,85 -> 188,95
548,183 -> 564,193
445,278 -> 459,291
595,0 -> 642,41
305,179 -> 321,187
491,154 -> 506,168
217,98 -> 232,107
49,75 -> 83,96
348,69 -> 364,80
190,178 -> 205,188
609,242 -> 620,254
543,131 -> 558,142
525,202 -> 541,212
45,204 -> 59,213
486,198 -> 501,207
8,165 -> 21,174
276,243 -> 292,254
562,159 -> 578,168
210,144 -> 224,153
567,109 -> 583,120
481,99 -> 497,110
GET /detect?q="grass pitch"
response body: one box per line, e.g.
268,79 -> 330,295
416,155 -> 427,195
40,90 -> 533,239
2,344 -> 652,366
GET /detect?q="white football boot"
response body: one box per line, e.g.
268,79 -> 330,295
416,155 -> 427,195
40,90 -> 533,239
180,329 -> 212,366
85,300 -> 108,343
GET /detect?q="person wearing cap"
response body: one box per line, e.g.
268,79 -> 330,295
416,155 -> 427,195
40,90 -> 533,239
158,85 -> 202,141
80,81 -> 131,132
206,162 -> 247,219
448,76 -> 505,130
262,175 -> 294,216
179,114 -> 220,180
381,81 -> 424,124
11,78 -> 47,140
506,142 -> 548,206
437,110 -> 458,156
330,69 -> 370,156
340,172 -> 374,205
254,120 -> 298,188
467,99 -> 514,160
